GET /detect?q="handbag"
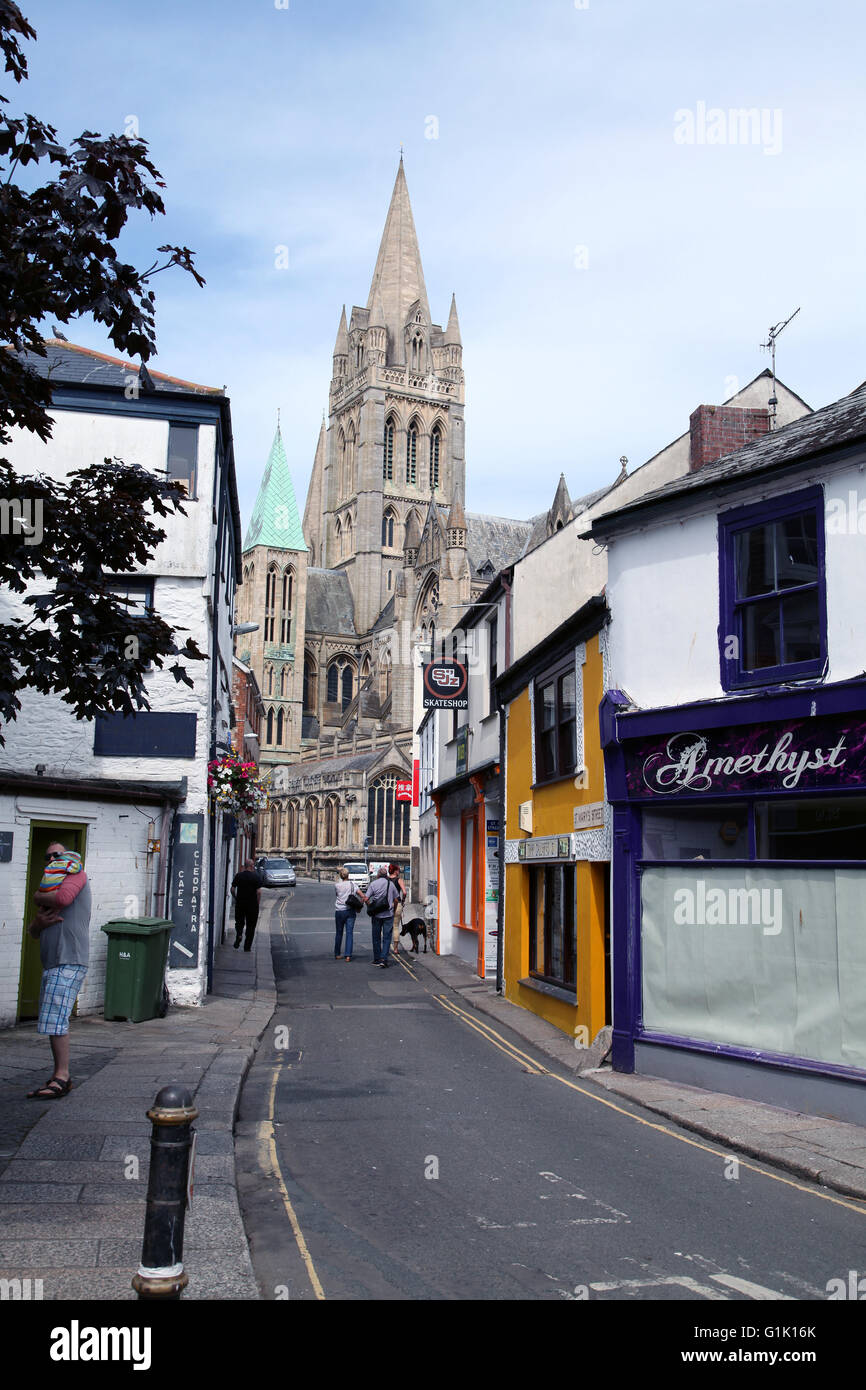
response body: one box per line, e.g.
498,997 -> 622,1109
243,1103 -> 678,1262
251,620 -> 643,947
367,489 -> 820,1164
346,892 -> 363,912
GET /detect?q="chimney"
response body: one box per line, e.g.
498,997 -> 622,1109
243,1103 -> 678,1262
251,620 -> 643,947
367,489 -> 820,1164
689,404 -> 770,472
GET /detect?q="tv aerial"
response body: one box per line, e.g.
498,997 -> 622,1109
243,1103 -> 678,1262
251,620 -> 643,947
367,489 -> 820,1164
761,307 -> 800,429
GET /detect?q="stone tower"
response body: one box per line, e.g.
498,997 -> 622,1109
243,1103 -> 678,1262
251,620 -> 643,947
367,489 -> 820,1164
236,424 -> 308,770
303,158 -> 466,636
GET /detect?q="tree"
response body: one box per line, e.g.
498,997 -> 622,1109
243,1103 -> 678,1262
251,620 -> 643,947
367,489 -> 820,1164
0,2 -> 209,742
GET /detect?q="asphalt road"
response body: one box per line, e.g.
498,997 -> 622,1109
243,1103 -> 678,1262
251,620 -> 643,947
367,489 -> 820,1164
237,880 -> 866,1310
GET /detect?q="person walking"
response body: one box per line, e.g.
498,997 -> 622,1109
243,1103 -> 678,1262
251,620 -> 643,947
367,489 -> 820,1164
26,841 -> 91,1100
387,862 -> 407,957
230,858 -> 262,952
334,867 -> 365,961
365,866 -> 401,968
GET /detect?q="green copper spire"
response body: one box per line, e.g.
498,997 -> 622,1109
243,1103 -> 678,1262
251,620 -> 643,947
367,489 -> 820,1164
243,424 -> 307,553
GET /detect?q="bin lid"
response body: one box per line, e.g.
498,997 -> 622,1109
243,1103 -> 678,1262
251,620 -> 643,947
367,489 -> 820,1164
101,917 -> 174,936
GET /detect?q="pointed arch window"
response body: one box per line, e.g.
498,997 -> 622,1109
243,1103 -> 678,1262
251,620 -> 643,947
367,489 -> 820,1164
266,708 -> 274,745
344,514 -> 353,559
406,423 -> 418,486
327,664 -> 339,703
383,419 -> 394,482
303,653 -> 317,712
367,771 -> 410,848
270,803 -> 280,849
280,569 -> 293,644
276,709 -> 284,746
287,801 -> 299,847
382,510 -> 395,548
306,799 -> 319,847
341,665 -> 353,711
430,427 -> 441,492
265,565 -> 278,642
334,517 -> 342,561
279,666 -> 286,698
346,422 -> 355,496
338,429 -> 346,498
267,666 -> 274,696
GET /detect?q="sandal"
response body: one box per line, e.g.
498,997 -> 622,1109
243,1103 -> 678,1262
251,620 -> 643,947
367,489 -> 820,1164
27,1076 -> 72,1100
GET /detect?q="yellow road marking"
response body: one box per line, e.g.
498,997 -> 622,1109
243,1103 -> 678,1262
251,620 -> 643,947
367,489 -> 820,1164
434,994 -> 544,1074
393,951 -> 418,980
257,1062 -> 326,1300
435,994 -> 866,1219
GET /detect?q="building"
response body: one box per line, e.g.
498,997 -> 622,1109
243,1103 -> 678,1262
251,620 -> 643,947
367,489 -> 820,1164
230,656 -> 265,871
589,379 -> 866,1124
239,161 -> 532,874
0,340 -> 241,1021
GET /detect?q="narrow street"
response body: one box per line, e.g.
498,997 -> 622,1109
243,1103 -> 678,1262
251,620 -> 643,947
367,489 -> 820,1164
236,883 -> 866,1304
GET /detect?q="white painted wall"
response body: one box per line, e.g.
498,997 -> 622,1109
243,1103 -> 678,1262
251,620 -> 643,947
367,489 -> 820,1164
605,460 -> 866,709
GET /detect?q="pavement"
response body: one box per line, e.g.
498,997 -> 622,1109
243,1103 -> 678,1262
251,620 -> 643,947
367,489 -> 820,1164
1,885 -> 864,1302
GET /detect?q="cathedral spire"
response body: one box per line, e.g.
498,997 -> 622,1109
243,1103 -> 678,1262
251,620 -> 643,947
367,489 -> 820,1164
366,160 -> 431,358
333,305 -> 349,356
444,293 -> 462,347
244,424 -> 306,553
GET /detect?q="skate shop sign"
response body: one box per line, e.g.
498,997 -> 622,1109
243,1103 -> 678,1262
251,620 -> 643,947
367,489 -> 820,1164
625,712 -> 866,800
423,660 -> 468,709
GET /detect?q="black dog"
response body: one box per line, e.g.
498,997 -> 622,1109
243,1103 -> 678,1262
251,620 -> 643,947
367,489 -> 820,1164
399,918 -> 428,953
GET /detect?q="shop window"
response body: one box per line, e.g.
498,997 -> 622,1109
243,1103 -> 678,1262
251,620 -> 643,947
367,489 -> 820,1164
460,813 -> 477,927
534,657 -> 577,783
642,805 -> 748,861
719,487 -> 826,690
529,864 -> 576,988
757,796 -> 866,860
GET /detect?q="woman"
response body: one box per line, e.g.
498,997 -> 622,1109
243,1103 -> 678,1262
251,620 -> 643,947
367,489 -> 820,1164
386,863 -> 407,958
334,867 -> 365,961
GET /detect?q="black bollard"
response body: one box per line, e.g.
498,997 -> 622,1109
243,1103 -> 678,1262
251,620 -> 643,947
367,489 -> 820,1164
132,1084 -> 199,1300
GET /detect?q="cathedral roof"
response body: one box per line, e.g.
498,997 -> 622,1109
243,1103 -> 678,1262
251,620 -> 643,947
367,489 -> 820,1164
366,159 -> 431,357
465,512 -> 533,577
305,568 -> 356,635
243,425 -> 306,553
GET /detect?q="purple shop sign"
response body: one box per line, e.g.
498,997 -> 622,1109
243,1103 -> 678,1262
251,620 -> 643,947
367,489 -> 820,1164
624,713 -> 866,799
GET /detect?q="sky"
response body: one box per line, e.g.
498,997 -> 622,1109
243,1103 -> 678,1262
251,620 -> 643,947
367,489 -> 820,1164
14,0 -> 866,529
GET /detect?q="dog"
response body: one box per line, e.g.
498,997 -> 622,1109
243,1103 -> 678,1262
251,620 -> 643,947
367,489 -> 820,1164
399,917 -> 428,953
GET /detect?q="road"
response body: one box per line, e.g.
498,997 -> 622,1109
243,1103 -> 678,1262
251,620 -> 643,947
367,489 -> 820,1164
236,880 -> 866,1306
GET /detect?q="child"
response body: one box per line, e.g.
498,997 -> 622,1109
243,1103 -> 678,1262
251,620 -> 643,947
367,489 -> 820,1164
36,850 -> 84,925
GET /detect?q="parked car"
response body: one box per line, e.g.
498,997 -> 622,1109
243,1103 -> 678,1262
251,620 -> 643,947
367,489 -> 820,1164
343,861 -> 370,890
259,857 -> 296,889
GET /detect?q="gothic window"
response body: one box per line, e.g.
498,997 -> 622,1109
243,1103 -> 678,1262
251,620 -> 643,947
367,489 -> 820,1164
430,426 -> 441,491
387,569 -> 392,590
346,422 -> 355,496
303,653 -> 317,712
276,709 -> 284,746
361,654 -> 372,685
338,430 -> 346,496
344,514 -> 353,559
306,799 -> 319,847
267,666 -> 274,696
406,423 -> 418,486
324,796 -> 339,846
270,803 -> 280,849
341,665 -> 353,710
265,564 -> 278,641
287,801 -> 298,847
280,569 -> 293,644
383,418 -> 395,481
367,771 -> 410,848
356,339 -> 364,371
266,708 -> 274,744
378,654 -> 392,704
279,667 -> 286,698
327,664 -> 339,703
382,510 -> 395,548
334,518 -> 342,561
411,334 -> 425,372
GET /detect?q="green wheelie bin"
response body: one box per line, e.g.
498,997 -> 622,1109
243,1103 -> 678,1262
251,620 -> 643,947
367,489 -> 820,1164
101,917 -> 173,1022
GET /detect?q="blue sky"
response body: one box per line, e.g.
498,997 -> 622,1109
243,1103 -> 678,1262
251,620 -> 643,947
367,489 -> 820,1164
16,0 -> 866,527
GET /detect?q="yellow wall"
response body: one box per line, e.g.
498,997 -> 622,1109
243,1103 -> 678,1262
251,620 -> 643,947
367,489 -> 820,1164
503,632 -> 608,1043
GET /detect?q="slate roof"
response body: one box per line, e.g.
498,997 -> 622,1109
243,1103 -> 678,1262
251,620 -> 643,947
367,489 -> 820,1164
243,425 -> 307,552
16,340 -> 223,395
371,595 -> 395,633
588,380 -> 866,539
305,568 -> 356,635
281,743 -> 410,782
466,512 -> 533,576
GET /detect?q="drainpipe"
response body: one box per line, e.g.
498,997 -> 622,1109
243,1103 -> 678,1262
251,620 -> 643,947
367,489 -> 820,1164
495,571 -> 512,995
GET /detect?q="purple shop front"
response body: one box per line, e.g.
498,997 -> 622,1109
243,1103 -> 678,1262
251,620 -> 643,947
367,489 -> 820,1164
601,681 -> 866,1125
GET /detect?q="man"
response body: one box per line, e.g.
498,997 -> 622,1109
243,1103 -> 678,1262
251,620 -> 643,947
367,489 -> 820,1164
365,866 -> 401,969
26,841 -> 91,1100
387,863 -> 407,957
230,857 -> 262,952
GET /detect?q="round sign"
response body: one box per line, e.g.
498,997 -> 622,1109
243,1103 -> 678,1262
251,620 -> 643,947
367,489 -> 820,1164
423,659 -> 468,702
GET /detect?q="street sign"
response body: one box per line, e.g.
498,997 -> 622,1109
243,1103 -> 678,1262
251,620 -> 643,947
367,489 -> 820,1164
422,659 -> 468,708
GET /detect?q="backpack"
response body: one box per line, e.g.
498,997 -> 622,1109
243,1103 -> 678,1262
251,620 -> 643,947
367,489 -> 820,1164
365,879 -> 390,916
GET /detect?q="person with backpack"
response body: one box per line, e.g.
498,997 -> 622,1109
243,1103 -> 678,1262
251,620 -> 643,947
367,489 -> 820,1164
365,866 -> 401,968
334,866 -> 366,961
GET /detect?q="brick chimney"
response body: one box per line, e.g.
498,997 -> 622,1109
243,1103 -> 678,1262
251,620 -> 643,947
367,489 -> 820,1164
689,404 -> 770,472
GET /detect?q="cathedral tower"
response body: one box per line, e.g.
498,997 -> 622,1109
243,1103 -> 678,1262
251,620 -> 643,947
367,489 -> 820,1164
303,159 -> 466,634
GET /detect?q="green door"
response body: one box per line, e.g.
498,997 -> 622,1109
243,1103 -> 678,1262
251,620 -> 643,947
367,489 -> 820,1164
18,822 -> 87,1020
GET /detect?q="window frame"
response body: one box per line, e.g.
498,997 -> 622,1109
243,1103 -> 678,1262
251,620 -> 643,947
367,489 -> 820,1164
718,485 -> 827,691
528,863 -> 577,990
532,653 -> 578,786
167,423 -> 198,499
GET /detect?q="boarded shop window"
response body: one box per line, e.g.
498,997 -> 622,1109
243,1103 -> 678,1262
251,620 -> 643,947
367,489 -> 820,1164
528,864 -> 576,988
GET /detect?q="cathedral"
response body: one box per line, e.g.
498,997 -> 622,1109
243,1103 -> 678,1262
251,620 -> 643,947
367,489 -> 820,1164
235,160 -> 535,874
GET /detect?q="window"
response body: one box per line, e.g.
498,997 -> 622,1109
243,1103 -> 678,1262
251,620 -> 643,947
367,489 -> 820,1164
341,664 -> 353,711
280,572 -> 294,644
303,654 -> 317,712
265,566 -> 278,642
719,487 -> 825,690
367,772 -> 410,847
460,813 -> 477,927
167,424 -> 198,497
529,865 -> 576,988
430,428 -> 441,491
406,424 -> 418,486
99,579 -> 154,667
327,665 -> 339,703
266,708 -> 274,745
382,511 -> 395,548
276,709 -> 284,746
534,657 -> 577,782
383,419 -> 394,481
487,613 -> 498,713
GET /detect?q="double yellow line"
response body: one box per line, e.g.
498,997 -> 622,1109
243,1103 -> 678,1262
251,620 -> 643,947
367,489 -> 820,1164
433,994 -> 549,1074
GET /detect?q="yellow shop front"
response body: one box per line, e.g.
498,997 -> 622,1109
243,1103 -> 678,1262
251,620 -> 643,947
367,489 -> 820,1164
498,597 -> 610,1050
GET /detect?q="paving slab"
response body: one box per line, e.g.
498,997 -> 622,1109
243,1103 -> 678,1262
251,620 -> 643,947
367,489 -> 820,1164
0,901 -> 277,1301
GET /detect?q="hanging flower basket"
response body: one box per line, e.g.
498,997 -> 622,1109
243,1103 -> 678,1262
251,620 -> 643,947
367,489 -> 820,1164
207,753 -> 269,824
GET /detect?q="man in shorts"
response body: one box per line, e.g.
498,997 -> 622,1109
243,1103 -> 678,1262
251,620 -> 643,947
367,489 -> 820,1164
26,841 -> 91,1100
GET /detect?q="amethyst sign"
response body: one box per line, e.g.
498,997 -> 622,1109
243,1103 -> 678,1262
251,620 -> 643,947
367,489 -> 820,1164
625,714 -> 866,799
